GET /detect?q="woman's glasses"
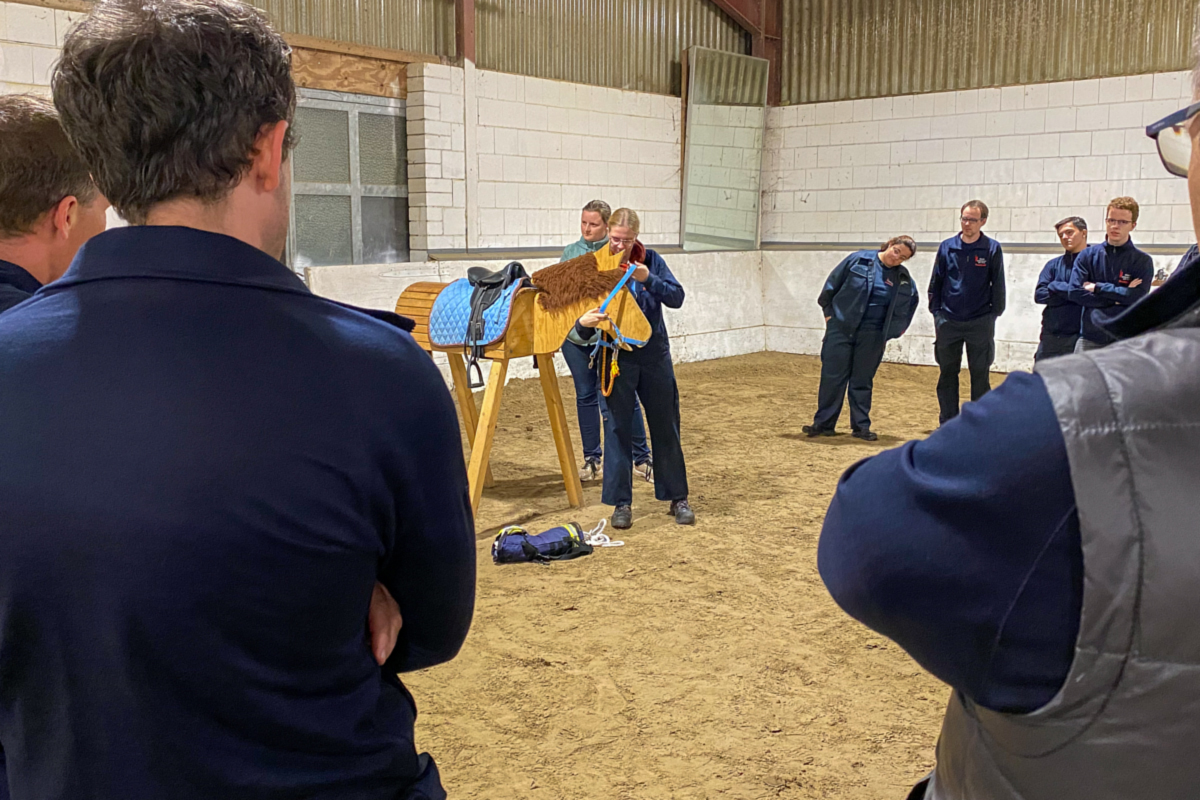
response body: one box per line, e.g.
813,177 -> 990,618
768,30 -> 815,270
1146,100 -> 1200,178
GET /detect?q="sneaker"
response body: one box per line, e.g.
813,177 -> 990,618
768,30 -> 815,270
611,504 -> 633,529
670,499 -> 696,525
579,458 -> 602,482
801,425 -> 836,437
634,458 -> 653,482
851,430 -> 879,442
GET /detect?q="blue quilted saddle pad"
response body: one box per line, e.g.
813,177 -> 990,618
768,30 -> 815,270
429,278 -> 523,348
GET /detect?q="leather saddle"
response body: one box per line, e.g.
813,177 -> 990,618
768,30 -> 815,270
429,261 -> 530,387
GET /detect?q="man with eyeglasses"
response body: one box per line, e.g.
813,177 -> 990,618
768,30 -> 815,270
927,200 -> 1005,424
818,80 -> 1200,797
1066,197 -> 1152,351
1033,216 -> 1088,361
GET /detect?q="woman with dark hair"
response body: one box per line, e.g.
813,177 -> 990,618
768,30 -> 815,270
575,208 -> 692,530
803,236 -> 919,441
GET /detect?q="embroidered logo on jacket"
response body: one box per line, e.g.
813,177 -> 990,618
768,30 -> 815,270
974,255 -> 988,267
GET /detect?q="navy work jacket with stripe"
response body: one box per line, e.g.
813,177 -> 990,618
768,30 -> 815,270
818,250 -> 919,340
0,226 -> 475,800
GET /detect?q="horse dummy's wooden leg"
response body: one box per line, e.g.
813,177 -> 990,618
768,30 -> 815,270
467,358 -> 508,513
538,352 -> 584,509
447,353 -> 495,488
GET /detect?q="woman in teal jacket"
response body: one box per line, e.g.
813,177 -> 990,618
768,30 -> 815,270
803,236 -> 919,440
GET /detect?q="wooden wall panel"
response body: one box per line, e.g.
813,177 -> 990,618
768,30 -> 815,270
291,47 -> 407,99
6,0 -> 91,12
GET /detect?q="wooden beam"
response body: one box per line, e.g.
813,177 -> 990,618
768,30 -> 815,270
466,359 -> 509,513
455,0 -> 476,64
284,33 -> 449,67
754,0 -> 783,106
292,47 -> 407,99
708,0 -> 761,36
537,354 -> 584,509
447,354 -> 496,488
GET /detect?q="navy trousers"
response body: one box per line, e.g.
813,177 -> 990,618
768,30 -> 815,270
812,324 -> 888,433
600,343 -> 688,507
934,314 -> 995,423
1034,331 -> 1079,362
561,339 -> 650,463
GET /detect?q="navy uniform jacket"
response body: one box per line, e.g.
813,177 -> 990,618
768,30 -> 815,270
1034,251 -> 1084,337
818,250 -> 918,340
1068,238 -> 1153,343
0,259 -> 36,800
819,248 -> 1200,714
0,226 -> 476,800
928,233 -> 1006,321
0,259 -> 40,315
575,247 -> 685,357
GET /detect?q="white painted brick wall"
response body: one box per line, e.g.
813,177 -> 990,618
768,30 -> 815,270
405,62 -> 468,254
0,3 -> 84,94
405,63 -> 682,253
473,69 -> 682,250
763,71 -> 1196,246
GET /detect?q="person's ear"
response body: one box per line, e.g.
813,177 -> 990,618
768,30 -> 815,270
252,120 -> 289,193
50,195 -> 80,241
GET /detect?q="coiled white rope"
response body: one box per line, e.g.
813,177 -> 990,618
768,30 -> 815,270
583,518 -> 624,547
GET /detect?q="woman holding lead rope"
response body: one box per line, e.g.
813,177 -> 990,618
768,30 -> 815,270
575,208 -> 693,530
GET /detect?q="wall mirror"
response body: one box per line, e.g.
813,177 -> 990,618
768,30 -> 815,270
681,47 -> 769,252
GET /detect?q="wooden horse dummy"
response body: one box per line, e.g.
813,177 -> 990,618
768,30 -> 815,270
530,243 -> 653,398
396,249 -> 652,512
529,241 -> 652,352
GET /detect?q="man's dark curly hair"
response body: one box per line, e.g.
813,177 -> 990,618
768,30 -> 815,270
52,0 -> 296,225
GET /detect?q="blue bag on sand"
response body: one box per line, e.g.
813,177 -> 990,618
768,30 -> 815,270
492,523 -> 594,564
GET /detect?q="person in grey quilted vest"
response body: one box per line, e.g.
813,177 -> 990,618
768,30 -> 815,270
817,46 -> 1200,800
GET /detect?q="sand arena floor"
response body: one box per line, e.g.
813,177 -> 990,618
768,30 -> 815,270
405,352 -> 1003,799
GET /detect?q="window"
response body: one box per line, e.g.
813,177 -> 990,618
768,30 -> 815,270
288,89 -> 409,269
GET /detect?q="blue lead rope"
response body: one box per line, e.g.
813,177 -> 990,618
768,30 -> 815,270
591,262 -> 649,353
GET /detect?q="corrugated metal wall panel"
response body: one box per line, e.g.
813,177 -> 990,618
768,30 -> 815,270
689,46 -> 769,105
249,0 -> 456,58
781,0 -> 1200,105
477,0 -> 748,95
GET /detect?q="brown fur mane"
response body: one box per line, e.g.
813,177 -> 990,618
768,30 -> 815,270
530,253 -> 627,312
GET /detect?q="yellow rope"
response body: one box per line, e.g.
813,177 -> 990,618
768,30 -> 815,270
599,335 -> 620,397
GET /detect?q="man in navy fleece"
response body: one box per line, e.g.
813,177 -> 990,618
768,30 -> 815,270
0,2 -> 474,799
928,200 -> 1006,423
1033,216 -> 1088,360
1067,196 -> 1153,351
